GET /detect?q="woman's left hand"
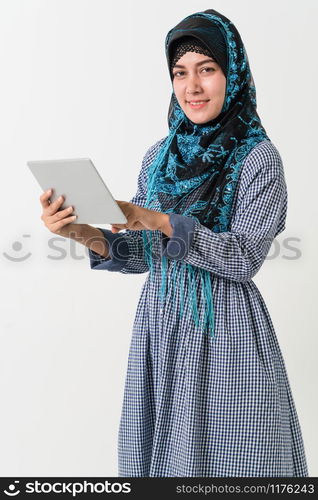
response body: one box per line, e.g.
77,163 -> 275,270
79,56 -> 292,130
110,200 -> 172,236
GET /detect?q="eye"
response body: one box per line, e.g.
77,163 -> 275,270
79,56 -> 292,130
173,67 -> 215,78
201,67 -> 215,73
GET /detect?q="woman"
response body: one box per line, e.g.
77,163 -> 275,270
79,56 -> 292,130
40,9 -> 308,477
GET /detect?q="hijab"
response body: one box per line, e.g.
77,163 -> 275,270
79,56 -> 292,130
141,8 -> 270,338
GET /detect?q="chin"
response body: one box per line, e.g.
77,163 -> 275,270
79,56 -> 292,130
192,117 -> 215,124
182,107 -> 219,125
185,113 -> 219,125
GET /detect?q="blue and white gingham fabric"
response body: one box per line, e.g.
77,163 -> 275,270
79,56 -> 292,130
88,138 -> 309,477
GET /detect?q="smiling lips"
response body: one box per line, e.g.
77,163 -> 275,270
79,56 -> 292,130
187,99 -> 210,109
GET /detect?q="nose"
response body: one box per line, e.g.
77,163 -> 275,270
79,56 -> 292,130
186,73 -> 203,95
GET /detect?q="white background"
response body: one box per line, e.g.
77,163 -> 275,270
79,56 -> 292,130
0,0 -> 317,476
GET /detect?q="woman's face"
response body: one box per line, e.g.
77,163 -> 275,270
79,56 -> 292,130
172,51 -> 226,124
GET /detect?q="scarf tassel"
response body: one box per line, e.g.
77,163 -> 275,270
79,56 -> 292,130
143,230 -> 216,338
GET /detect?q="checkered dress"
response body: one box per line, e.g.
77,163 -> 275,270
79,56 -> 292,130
88,137 -> 309,477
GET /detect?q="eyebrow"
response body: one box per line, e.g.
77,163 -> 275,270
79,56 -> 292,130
173,58 -> 216,69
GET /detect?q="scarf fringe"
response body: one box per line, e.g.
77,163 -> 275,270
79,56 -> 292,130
143,230 -> 216,338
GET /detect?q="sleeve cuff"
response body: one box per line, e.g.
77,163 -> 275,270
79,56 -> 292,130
161,213 -> 196,260
88,228 -> 130,271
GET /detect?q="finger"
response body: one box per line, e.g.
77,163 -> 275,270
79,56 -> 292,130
47,205 -> 74,223
45,195 -> 65,216
111,223 -> 127,229
50,215 -> 77,233
39,188 -> 53,209
115,200 -> 129,208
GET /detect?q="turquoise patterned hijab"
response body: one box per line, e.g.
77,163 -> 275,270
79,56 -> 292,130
142,8 -> 270,338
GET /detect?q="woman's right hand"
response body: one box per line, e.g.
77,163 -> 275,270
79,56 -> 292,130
40,189 -> 84,238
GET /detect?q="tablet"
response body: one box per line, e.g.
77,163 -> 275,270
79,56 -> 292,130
27,158 -> 128,225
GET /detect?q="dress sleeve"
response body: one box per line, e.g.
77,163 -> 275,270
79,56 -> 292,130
160,141 -> 288,282
88,136 -> 167,274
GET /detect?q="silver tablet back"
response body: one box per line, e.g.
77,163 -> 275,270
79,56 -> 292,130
27,158 -> 127,225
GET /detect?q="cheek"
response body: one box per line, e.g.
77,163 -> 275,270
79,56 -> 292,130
204,76 -> 226,99
173,84 -> 187,109
172,80 -> 182,99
